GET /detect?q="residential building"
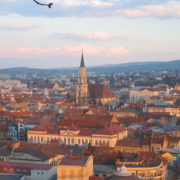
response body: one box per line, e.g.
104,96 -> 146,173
57,155 -> 93,180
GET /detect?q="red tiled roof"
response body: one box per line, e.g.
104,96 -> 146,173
29,123 -> 59,134
59,156 -> 89,166
151,137 -> 164,145
116,139 -> 141,147
94,126 -> 125,135
139,87 -> 165,92
88,84 -> 116,99
79,128 -> 93,136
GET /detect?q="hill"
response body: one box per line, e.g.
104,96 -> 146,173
0,60 -> 180,76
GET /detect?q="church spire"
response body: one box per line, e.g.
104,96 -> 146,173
80,51 -> 85,67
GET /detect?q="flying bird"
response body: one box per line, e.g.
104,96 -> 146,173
32,0 -> 53,8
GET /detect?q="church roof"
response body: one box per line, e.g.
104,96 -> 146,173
80,52 -> 85,67
88,84 -> 116,99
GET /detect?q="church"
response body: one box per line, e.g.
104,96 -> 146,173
76,53 -> 116,105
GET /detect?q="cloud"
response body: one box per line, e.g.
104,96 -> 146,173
115,1 -> 180,18
1,0 -> 180,18
0,44 -> 129,58
0,23 -> 38,30
52,32 -> 128,41
56,0 -> 113,8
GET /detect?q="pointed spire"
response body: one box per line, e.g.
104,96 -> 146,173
80,51 -> 85,67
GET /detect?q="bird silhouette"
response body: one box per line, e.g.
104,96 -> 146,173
33,0 -> 53,8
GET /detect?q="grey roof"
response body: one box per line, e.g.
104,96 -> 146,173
13,148 -> 48,161
94,165 -> 116,173
0,148 -> 11,156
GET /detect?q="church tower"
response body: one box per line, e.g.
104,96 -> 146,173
76,52 -> 88,104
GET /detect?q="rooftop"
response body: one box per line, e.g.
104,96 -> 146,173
59,155 -> 90,166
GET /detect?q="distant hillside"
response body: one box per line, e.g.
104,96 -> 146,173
87,60 -> 180,73
0,67 -> 60,77
0,60 -> 180,76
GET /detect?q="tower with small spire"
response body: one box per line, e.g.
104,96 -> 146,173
76,52 -> 88,104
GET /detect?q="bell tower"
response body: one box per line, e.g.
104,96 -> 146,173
76,52 -> 88,104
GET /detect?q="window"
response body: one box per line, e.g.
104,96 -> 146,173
16,168 -> 21,172
41,172 -> 44,175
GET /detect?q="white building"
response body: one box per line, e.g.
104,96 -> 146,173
28,124 -> 128,148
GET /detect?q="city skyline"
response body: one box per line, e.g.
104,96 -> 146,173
0,0 -> 180,68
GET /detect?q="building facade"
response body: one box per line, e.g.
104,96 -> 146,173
76,53 -> 89,104
27,125 -> 127,147
57,155 -> 93,180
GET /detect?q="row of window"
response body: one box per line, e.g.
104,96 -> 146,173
30,136 -> 110,146
0,157 -> 4,161
37,171 -> 44,175
0,167 -> 28,173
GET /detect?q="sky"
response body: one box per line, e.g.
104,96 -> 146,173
0,0 -> 180,68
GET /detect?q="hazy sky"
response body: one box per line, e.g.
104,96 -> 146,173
0,0 -> 180,68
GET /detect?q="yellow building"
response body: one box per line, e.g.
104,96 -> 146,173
57,155 -> 93,180
28,124 -> 128,148
116,160 -> 167,180
144,105 -> 180,117
161,152 -> 174,166
129,88 -> 164,101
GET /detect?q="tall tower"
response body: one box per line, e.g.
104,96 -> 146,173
76,52 -> 88,104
